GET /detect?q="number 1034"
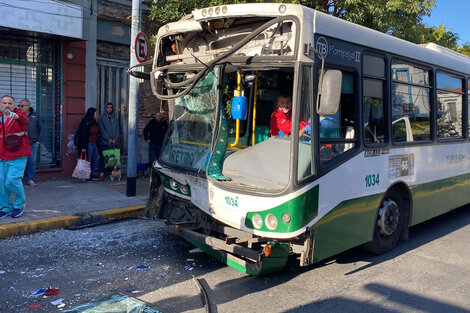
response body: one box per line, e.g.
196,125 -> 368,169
365,174 -> 380,187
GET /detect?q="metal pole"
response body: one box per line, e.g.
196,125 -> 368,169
127,0 -> 141,196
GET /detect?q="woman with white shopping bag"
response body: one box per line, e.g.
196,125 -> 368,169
74,108 -> 100,181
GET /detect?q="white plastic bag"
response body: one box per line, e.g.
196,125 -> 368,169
72,152 -> 91,180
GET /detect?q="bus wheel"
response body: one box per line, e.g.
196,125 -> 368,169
364,189 -> 403,255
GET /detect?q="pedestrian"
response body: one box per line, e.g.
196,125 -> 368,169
143,112 -> 168,165
97,102 -> 119,180
76,107 -> 100,181
19,99 -> 42,186
0,95 -> 31,218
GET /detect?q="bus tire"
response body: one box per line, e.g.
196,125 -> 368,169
364,189 -> 404,255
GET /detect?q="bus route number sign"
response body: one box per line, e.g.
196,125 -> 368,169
134,32 -> 149,63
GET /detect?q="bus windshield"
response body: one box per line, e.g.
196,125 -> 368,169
160,69 -> 218,172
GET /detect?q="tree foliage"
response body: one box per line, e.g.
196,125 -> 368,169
149,0 -> 468,54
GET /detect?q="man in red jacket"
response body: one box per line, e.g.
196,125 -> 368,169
0,95 -> 30,218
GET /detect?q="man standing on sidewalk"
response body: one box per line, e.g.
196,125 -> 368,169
19,99 -> 42,186
143,112 -> 168,165
98,102 -> 119,180
0,95 -> 30,218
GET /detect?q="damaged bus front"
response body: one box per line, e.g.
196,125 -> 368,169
145,4 -> 341,275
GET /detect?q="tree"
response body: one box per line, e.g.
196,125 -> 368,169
150,0 -> 470,54
457,43 -> 470,57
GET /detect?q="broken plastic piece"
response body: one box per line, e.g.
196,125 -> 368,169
50,298 -> 65,308
135,265 -> 150,270
28,303 -> 45,310
31,288 -> 45,297
185,266 -> 194,271
44,288 -> 59,296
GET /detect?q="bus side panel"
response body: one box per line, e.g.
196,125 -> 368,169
313,193 -> 382,262
410,173 -> 470,226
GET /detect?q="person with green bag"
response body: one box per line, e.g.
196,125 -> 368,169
97,103 -> 120,180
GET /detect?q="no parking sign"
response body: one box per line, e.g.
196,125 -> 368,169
134,32 -> 149,63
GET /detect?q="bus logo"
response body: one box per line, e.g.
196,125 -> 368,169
316,37 -> 329,57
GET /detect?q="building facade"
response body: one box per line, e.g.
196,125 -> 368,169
0,0 -> 160,180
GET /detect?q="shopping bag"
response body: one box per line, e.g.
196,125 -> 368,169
72,152 -> 91,180
103,147 -> 121,168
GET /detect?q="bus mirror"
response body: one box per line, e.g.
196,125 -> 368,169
231,96 -> 248,120
318,70 -> 342,115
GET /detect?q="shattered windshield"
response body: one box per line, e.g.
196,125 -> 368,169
160,69 -> 218,172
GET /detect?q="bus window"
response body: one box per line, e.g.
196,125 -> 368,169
391,61 -> 431,142
467,78 -> 470,137
363,54 -> 385,144
298,66 -> 314,181
436,72 -> 463,139
320,71 -> 356,164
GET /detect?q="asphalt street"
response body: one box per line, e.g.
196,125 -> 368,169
1,205 -> 470,313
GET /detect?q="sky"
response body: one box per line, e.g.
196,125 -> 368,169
422,0 -> 469,45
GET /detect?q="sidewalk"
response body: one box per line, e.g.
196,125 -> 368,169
0,176 -> 150,238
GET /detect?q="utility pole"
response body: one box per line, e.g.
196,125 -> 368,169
127,0 -> 141,197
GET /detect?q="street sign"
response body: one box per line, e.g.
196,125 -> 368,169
134,32 -> 149,63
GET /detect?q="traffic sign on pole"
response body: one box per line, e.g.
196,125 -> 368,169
134,31 -> 149,63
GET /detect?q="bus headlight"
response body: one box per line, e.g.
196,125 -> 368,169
252,214 -> 263,229
281,213 -> 291,223
170,179 -> 179,190
180,184 -> 189,195
265,214 -> 278,230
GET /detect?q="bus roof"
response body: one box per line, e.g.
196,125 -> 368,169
160,3 -> 470,76
313,9 -> 470,75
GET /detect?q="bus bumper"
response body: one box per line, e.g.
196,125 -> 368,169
168,226 -> 289,275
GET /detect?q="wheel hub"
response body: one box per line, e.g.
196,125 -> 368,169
377,199 -> 400,236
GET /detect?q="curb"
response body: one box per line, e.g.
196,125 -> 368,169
0,205 -> 145,239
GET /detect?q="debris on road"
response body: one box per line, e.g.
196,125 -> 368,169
44,288 -> 60,296
31,288 -> 46,297
135,265 -> 150,270
28,303 -> 45,310
51,298 -> 66,308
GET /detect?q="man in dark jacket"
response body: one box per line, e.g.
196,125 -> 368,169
19,99 -> 42,186
143,112 -> 168,165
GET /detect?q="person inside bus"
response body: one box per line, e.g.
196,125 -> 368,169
270,95 -> 308,137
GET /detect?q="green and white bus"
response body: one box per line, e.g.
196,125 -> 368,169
143,3 -> 470,275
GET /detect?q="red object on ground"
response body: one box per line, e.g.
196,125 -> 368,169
28,304 -> 45,310
44,288 -> 59,296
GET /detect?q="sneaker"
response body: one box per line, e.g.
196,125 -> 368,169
26,180 -> 37,186
11,206 -> 24,218
0,211 -> 10,218
99,173 -> 105,181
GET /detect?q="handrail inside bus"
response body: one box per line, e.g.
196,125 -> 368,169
229,69 -> 242,148
150,15 -> 299,101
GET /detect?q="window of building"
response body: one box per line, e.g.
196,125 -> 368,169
436,72 -> 463,139
363,54 -> 386,144
391,61 -> 431,142
0,33 -> 60,167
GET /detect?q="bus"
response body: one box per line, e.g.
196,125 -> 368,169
138,3 -> 470,275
